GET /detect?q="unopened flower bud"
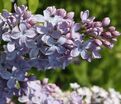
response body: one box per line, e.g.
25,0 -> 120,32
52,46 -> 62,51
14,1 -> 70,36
28,20 -> 36,26
94,39 -> 102,46
102,40 -> 112,48
109,26 -> 115,32
23,11 -> 31,19
104,32 -> 112,38
42,78 -> 48,85
112,31 -> 120,37
70,83 -> 80,89
112,38 -> 117,42
102,17 -> 110,26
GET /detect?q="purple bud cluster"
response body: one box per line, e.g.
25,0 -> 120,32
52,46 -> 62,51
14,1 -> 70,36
80,10 -> 120,61
0,5 -> 120,103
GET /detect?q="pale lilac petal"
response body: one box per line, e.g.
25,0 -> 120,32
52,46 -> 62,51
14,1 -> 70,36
56,9 -> 66,17
92,51 -> 101,58
44,6 -> 56,17
66,39 -> 74,44
80,10 -> 89,22
15,71 -> 25,81
36,27 -> 45,34
58,21 -> 70,34
51,31 -> 61,39
80,50 -> 88,59
7,78 -> 16,89
31,15 -> 45,22
2,33 -> 11,41
11,32 -> 21,39
12,25 -> 20,32
56,46 -> 66,54
0,70 -> 11,80
71,33 -> 81,40
43,9 -> 51,18
19,35 -> 27,45
14,4 -> 23,14
41,35 -> 55,46
88,16 -> 95,22
45,46 -> 57,55
19,23 -> 27,32
49,16 -> 63,26
25,29 -> 36,38
25,40 -> 36,48
29,48 -> 39,59
7,42 -> 15,52
46,22 -> 54,31
72,23 -> 81,32
18,96 -> 29,103
57,37 -> 66,45
66,12 -> 74,19
46,6 -> 56,15
70,48 -> 80,57
6,51 -> 17,60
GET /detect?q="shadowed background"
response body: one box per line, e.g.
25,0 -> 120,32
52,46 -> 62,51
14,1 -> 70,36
1,0 -> 121,91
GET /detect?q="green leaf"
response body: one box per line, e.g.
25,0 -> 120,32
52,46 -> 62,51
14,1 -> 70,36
28,0 -> 39,13
0,0 -> 4,12
3,0 -> 12,11
17,0 -> 27,5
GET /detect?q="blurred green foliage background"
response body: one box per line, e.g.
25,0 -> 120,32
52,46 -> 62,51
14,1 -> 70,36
1,0 -> 121,91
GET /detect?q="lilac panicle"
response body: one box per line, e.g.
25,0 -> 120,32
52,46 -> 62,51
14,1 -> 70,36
1,5 -> 120,70
0,4 -> 120,104
18,78 -> 64,104
18,78 -> 121,104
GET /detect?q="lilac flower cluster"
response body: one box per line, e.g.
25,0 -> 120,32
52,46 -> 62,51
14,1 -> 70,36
0,4 -> 120,104
18,78 -> 64,104
73,84 -> 121,104
17,79 -> 121,104
80,10 -> 120,61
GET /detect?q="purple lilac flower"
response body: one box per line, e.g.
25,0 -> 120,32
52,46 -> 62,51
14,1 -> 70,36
1,5 -> 120,69
0,67 -> 25,89
0,4 -> 120,104
17,78 -> 121,104
76,86 -> 121,104
18,78 -> 64,104
70,92 -> 82,104
3,22 -> 36,47
33,6 -> 74,25
0,77 -> 17,104
29,6 -> 83,69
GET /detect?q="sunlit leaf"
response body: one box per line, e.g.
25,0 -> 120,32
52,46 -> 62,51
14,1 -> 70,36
17,0 -> 27,5
0,0 -> 4,12
28,0 -> 39,13
3,0 -> 12,11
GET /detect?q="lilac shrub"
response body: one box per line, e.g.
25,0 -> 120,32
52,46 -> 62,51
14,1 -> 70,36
0,4 -> 120,104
